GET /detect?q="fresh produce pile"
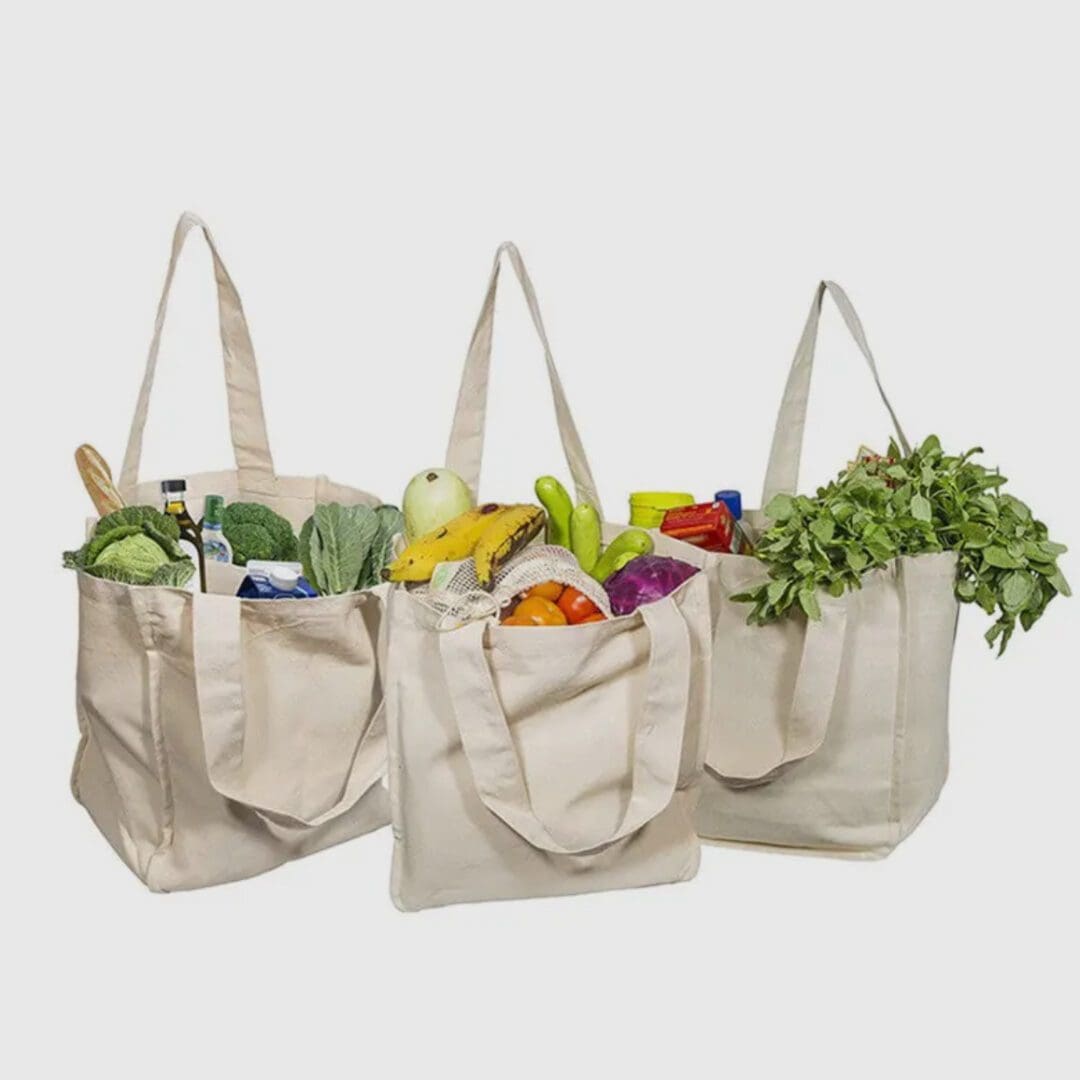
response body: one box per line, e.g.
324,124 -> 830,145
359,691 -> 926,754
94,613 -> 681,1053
502,582 -> 606,626
391,469 -> 700,626
64,506 -> 195,588
733,436 -> 1070,654
64,452 -> 403,596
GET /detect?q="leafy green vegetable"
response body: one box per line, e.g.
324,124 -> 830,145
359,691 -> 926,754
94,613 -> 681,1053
63,505 -> 194,588
297,503 -> 403,596
365,505 -> 405,589
221,502 -> 298,566
733,436 -> 1069,655
97,504 -> 180,543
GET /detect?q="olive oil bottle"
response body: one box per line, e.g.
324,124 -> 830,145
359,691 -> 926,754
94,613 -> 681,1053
161,479 -> 206,592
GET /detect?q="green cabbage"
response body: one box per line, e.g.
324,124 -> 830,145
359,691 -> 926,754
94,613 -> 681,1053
97,505 -> 180,542
63,505 -> 195,588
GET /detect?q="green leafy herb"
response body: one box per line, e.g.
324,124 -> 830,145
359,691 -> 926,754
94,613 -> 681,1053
733,436 -> 1069,655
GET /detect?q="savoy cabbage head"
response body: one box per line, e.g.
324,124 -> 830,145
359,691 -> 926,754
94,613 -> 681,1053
64,505 -> 195,588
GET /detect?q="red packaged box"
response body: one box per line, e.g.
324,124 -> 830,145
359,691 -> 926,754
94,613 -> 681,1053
660,501 -> 737,553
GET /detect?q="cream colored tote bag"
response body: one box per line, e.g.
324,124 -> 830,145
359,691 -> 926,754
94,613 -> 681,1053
71,214 -> 390,891
695,281 -> 959,856
385,244 -> 713,910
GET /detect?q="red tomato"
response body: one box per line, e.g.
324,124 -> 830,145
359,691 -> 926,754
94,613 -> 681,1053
557,587 -> 601,625
578,612 -> 606,624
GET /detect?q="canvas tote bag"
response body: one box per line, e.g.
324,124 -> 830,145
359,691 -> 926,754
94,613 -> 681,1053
695,281 -> 959,855
71,213 -> 390,891
384,244 -> 713,910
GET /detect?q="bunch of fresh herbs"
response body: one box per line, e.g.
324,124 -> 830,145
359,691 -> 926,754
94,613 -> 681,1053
734,436 -> 1069,654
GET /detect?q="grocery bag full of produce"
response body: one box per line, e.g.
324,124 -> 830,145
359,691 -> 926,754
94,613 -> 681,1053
696,281 -> 1068,856
67,214 -> 394,891
382,243 -> 713,910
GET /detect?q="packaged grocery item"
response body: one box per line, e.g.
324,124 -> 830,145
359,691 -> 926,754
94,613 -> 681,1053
236,561 -> 318,599
161,479 -> 206,591
628,491 -> 695,529
661,500 -> 738,552
201,494 -> 233,564
713,490 -> 755,554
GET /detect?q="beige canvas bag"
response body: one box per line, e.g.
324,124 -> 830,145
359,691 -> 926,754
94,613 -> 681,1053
695,281 -> 959,855
385,244 -> 713,910
71,214 -> 390,891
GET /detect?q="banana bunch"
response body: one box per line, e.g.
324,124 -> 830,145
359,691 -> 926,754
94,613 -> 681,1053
385,503 -> 545,588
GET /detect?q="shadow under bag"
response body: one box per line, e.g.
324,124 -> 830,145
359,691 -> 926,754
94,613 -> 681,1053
696,282 -> 959,855
384,244 -> 713,910
71,214 -> 391,890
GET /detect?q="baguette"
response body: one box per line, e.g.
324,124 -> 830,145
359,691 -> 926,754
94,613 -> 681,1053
75,443 -> 125,517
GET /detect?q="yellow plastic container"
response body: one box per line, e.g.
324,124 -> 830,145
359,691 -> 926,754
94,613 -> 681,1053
628,491 -> 696,529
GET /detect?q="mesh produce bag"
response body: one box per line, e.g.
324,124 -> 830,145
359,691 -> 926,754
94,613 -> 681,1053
410,544 -> 612,630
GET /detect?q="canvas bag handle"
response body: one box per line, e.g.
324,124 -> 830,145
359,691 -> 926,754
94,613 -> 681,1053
762,280 -> 911,506
118,212 -> 276,501
706,592 -> 848,782
438,596 -> 692,855
191,592 -> 386,828
445,243 -> 604,517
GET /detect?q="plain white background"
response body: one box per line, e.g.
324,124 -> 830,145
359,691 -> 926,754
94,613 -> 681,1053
4,2 -> 1078,1076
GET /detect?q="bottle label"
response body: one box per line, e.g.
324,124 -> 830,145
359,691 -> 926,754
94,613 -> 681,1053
204,537 -> 232,563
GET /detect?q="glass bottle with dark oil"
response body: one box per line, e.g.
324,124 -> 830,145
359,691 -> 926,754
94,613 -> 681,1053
161,479 -> 207,592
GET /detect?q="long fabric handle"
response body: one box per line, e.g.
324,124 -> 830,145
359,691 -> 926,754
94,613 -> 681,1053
707,593 -> 849,782
118,212 -> 276,501
762,281 -> 911,506
191,593 -> 385,829
445,242 -> 604,517
438,596 -> 692,855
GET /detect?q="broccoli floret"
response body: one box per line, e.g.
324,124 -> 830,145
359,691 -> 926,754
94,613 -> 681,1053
221,502 -> 298,566
225,523 -> 275,564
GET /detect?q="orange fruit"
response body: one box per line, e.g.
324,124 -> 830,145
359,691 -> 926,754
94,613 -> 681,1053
513,596 -> 568,626
525,581 -> 564,603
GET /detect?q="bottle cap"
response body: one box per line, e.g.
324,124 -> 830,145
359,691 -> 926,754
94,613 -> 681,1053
203,494 -> 225,525
161,478 -> 187,495
714,490 -> 742,519
268,564 -> 300,593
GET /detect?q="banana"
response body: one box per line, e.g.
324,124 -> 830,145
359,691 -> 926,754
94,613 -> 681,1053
385,503 -> 509,582
473,504 -> 546,588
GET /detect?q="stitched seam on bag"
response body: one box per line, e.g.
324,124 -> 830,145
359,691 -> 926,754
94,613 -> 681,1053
888,559 -> 910,842
70,640 -> 91,802
74,702 -> 147,871
129,590 -> 177,883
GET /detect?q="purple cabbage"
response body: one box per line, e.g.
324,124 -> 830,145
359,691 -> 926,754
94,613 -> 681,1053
604,555 -> 699,615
